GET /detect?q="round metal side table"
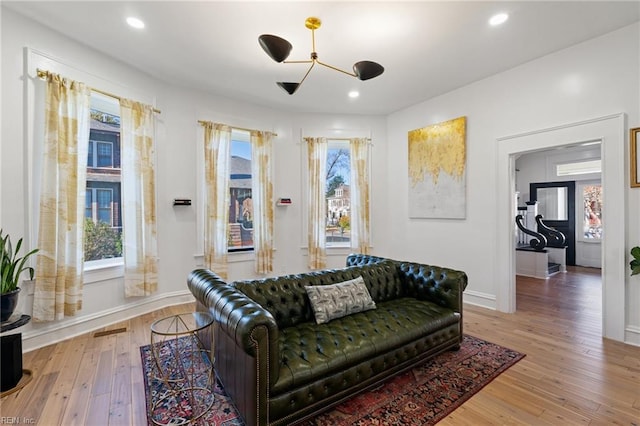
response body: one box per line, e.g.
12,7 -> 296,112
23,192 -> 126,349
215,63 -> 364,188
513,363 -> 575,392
149,312 -> 215,425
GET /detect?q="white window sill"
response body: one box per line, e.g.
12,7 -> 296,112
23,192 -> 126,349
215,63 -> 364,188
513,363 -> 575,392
193,250 -> 259,267
578,238 -> 602,244
84,257 -> 124,284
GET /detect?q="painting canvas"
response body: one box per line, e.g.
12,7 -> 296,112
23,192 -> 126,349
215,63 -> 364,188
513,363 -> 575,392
408,116 -> 466,219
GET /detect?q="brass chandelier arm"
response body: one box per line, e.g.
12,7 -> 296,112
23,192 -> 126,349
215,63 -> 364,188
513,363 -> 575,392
297,61 -> 317,87
282,60 -> 314,64
316,60 -> 357,78
260,16 -> 384,94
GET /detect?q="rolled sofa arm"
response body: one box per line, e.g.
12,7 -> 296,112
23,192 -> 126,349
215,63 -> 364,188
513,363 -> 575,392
187,269 -> 280,384
396,262 -> 468,313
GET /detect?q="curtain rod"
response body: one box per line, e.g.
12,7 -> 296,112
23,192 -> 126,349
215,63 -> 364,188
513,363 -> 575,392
198,120 -> 277,137
303,137 -> 372,142
36,68 -> 161,114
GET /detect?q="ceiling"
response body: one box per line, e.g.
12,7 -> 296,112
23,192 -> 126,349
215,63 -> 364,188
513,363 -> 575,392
4,1 -> 640,115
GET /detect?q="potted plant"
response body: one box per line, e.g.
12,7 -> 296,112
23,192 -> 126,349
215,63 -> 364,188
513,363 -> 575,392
1,229 -> 39,322
631,246 -> 640,276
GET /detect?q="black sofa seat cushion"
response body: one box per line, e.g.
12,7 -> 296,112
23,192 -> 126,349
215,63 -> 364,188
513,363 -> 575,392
272,297 -> 459,394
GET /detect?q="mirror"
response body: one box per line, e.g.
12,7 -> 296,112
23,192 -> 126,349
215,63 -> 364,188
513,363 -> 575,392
536,187 -> 568,220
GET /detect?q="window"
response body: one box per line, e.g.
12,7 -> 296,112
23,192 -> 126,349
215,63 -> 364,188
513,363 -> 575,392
582,184 -> 602,240
87,140 -> 115,168
228,130 -> 253,252
557,159 -> 601,176
84,93 -> 123,262
326,141 -> 351,247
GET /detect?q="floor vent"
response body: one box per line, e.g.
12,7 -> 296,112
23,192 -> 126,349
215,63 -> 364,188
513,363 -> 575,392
93,327 -> 127,338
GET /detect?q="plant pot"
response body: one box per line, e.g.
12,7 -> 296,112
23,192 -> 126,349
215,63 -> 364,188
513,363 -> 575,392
0,288 -> 21,322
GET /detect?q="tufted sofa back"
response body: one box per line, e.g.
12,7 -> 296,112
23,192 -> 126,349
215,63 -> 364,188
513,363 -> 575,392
347,253 -> 467,313
231,260 -> 402,329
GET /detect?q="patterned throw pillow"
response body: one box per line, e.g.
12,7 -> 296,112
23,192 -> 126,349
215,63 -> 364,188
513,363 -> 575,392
305,276 -> 376,324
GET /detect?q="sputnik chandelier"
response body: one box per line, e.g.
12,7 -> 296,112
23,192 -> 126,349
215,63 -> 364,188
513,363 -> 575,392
258,17 -> 385,95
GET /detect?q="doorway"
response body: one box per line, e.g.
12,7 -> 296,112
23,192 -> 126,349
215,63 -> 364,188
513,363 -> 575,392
496,114 -> 626,341
530,180 -> 576,265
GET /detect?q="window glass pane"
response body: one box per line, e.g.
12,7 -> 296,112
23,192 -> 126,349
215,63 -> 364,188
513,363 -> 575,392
85,189 -> 93,219
557,159 -> 601,176
96,189 -> 112,224
85,93 -> 122,262
537,187 -> 568,220
583,185 -> 602,239
326,142 -> 351,247
87,141 -> 94,167
97,142 -> 113,167
96,189 -> 112,208
228,131 -> 253,251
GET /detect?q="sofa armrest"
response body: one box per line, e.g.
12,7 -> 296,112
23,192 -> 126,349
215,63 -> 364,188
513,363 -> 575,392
396,262 -> 468,313
187,269 -> 280,386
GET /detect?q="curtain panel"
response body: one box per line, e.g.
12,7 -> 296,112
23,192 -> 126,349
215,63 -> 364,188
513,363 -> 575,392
251,131 -> 275,274
202,122 -> 231,278
33,73 -> 91,322
305,137 -> 328,270
120,99 -> 158,297
349,138 -> 371,254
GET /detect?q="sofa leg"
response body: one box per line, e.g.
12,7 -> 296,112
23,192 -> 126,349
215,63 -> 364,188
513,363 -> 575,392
449,344 -> 461,351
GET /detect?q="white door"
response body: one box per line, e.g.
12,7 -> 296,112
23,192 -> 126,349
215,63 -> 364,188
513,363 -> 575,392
575,181 -> 602,268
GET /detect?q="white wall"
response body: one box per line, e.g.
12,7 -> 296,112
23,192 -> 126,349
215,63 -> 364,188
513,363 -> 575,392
387,23 -> 639,344
3,7 -> 639,347
0,7 -> 388,350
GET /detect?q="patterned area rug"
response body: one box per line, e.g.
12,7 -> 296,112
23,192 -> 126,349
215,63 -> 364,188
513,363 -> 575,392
140,334 -> 524,425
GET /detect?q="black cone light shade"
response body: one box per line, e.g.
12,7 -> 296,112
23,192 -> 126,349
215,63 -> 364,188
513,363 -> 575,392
259,17 -> 384,95
353,61 -> 385,81
277,82 -> 300,95
258,34 -> 292,63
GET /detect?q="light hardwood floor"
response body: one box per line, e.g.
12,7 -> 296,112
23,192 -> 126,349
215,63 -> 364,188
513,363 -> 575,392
1,267 -> 639,425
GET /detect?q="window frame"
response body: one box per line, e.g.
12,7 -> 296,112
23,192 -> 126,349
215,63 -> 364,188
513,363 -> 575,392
325,140 -> 352,248
299,134 -> 372,256
228,130 -> 254,253
83,92 -> 124,277
576,181 -> 603,243
27,49 -> 156,284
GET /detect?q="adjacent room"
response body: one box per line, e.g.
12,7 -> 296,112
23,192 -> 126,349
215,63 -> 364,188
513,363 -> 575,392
1,1 -> 639,425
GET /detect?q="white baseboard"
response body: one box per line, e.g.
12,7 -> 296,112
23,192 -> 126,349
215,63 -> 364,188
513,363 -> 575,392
625,325 -> 640,347
463,290 -> 496,310
21,291 -> 195,352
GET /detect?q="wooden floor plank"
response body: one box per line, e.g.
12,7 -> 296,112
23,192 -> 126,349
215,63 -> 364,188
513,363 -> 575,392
59,349 -> 99,426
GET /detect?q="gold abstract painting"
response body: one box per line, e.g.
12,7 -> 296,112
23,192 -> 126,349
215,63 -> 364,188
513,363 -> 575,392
408,116 -> 466,218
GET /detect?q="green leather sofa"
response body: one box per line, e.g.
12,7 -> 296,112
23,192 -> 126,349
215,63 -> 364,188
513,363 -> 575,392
187,253 -> 468,426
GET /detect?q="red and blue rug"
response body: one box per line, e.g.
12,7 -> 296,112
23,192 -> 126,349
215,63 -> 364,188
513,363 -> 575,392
141,334 -> 524,425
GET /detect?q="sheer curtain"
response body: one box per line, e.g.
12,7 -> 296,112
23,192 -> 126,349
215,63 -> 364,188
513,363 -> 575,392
33,73 -> 90,321
305,137 -> 328,269
350,137 -> 371,254
202,122 -> 231,278
120,99 -> 158,297
251,130 -> 275,274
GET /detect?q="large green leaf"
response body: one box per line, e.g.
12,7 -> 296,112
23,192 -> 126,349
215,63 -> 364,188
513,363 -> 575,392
631,246 -> 640,276
1,229 -> 39,293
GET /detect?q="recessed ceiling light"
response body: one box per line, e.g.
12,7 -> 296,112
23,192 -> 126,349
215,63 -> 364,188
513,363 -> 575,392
126,17 -> 145,29
489,13 -> 509,27
348,91 -> 360,99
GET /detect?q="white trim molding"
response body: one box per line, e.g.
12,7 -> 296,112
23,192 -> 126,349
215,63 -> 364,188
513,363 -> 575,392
625,325 -> 640,347
21,290 -> 195,352
463,290 -> 497,310
496,113 -> 627,343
